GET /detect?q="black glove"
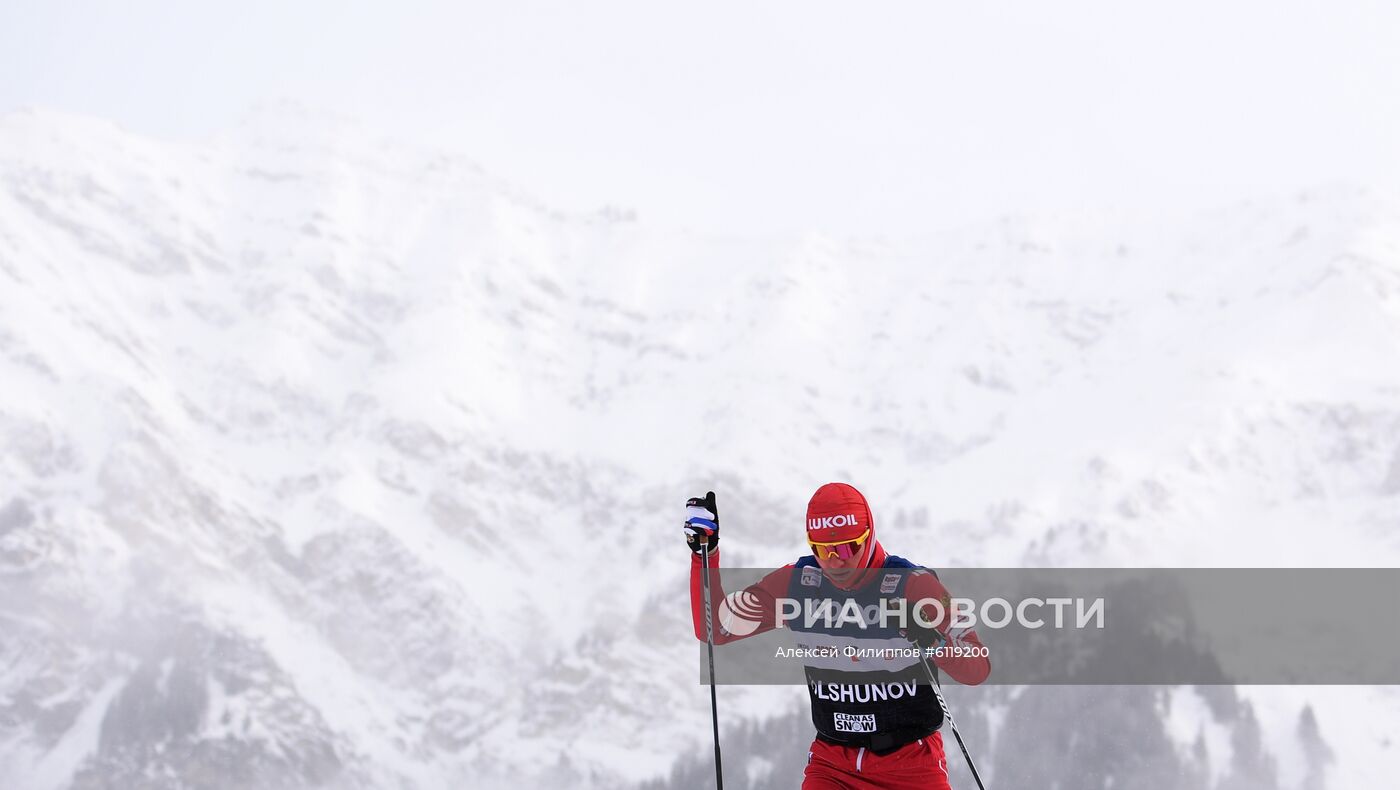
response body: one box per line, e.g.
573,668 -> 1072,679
901,617 -> 947,650
683,491 -> 719,555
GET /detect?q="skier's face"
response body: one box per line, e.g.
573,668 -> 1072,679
810,530 -> 871,581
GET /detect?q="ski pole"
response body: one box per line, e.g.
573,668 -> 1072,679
700,541 -> 725,789
921,659 -> 987,790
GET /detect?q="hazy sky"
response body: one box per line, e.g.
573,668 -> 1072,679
3,1 -> 1398,235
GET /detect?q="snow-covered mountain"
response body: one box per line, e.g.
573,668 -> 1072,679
1,106 -> 1397,789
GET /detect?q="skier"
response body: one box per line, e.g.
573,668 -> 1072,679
685,482 -> 991,790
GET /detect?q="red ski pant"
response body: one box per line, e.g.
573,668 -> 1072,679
802,731 -> 953,789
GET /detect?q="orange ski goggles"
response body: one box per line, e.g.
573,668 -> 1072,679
808,528 -> 871,560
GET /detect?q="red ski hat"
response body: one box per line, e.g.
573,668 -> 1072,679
805,482 -> 874,543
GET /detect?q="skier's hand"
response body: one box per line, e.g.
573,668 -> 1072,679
683,491 -> 719,555
900,617 -> 947,651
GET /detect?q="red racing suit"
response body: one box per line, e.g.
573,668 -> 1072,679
690,541 -> 989,789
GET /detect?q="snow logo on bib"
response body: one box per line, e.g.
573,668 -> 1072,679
833,712 -> 877,733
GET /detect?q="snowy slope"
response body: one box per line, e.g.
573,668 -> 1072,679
1,106 -> 1398,789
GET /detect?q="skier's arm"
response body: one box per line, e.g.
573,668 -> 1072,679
682,491 -> 792,644
690,553 -> 793,645
906,570 -> 992,686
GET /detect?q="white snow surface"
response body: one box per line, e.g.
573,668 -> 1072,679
0,106 -> 1398,788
